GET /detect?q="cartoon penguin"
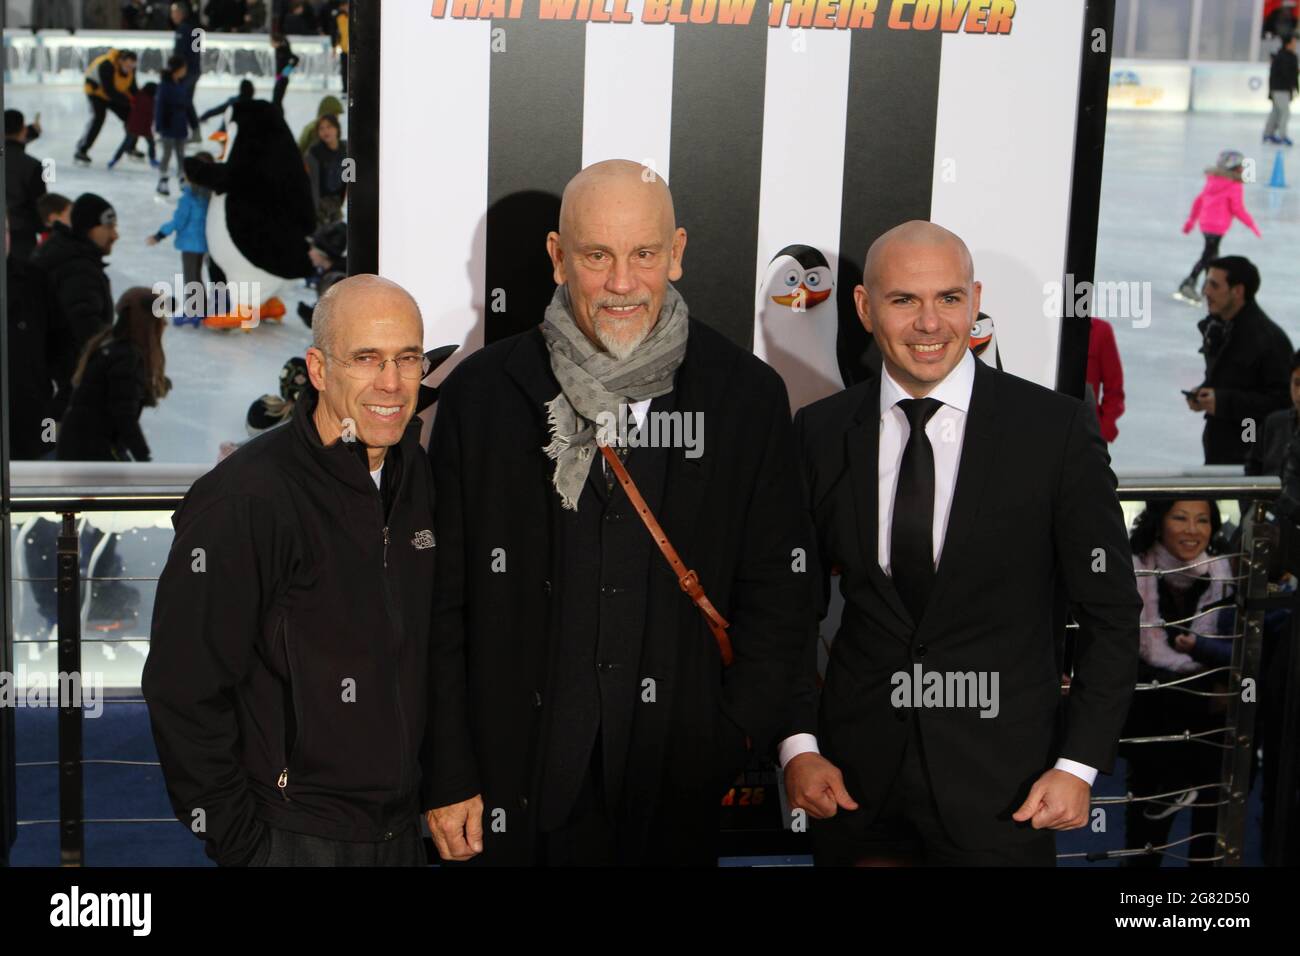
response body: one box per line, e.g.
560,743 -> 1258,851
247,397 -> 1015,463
184,99 -> 316,329
753,244 -> 842,412
969,311 -> 1002,369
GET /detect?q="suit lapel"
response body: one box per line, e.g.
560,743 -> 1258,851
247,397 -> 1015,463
656,322 -> 718,564
927,360 -> 999,612
845,383 -> 913,628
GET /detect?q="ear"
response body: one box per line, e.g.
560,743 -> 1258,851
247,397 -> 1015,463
854,284 -> 873,334
667,227 -> 687,282
306,346 -> 328,392
546,231 -> 565,286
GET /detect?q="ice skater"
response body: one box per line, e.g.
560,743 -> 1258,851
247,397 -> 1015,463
109,80 -> 158,170
147,153 -> 214,324
155,56 -> 192,198
271,33 -> 300,113
1265,33 -> 1298,146
1179,150 -> 1261,303
75,48 -> 138,164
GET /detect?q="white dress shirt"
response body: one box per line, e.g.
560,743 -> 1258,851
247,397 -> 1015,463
779,351 -> 1096,787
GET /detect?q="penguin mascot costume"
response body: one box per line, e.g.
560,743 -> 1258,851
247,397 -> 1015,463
185,99 -> 316,329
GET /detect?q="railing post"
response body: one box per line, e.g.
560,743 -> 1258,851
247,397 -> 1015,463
56,512 -> 83,866
1272,592 -> 1300,864
1217,501 -> 1269,865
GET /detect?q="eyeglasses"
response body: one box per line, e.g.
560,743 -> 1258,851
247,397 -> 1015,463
322,350 -> 431,381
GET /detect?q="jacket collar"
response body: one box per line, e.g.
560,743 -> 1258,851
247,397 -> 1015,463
292,385 -> 419,496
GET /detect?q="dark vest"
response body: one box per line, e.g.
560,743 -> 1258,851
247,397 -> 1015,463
538,391 -> 675,831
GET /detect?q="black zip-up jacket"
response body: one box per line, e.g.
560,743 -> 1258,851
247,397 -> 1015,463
1196,300 -> 1293,465
29,224 -> 113,358
143,387 -> 437,866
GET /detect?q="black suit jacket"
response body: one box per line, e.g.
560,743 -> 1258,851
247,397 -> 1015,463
792,360 -> 1141,849
427,319 -> 811,864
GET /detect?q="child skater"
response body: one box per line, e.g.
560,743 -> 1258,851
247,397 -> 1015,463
147,153 -> 213,324
1179,149 -> 1261,303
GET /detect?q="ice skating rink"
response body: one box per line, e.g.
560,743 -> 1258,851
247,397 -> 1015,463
9,77 -> 1295,471
6,79 -> 341,464
1099,109 -> 1300,472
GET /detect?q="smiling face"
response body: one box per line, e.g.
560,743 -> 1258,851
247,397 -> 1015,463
547,160 -> 687,361
855,222 -> 981,397
306,276 -> 425,470
1160,500 -> 1214,562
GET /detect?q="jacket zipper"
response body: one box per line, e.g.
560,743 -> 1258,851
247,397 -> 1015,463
375,477 -> 409,810
279,621 -> 299,802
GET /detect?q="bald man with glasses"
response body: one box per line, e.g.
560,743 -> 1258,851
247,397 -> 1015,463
145,275 -> 442,867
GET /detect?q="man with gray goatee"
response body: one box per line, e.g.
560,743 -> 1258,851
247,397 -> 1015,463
424,159 -> 811,866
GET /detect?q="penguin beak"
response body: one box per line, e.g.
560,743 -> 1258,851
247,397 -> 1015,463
970,334 -> 991,355
210,129 -> 228,161
771,284 -> 832,308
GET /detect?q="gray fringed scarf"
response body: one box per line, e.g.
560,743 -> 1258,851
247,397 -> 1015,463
540,283 -> 689,510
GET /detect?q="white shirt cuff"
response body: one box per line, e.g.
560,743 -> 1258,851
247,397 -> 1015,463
1054,757 -> 1097,787
778,734 -> 820,769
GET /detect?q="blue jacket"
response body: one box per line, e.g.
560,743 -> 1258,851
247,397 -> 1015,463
157,186 -> 209,254
155,76 -> 191,141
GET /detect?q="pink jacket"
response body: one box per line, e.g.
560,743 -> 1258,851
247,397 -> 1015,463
1183,174 -> 1261,238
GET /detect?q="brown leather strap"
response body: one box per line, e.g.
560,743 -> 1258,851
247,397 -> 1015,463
599,444 -> 734,667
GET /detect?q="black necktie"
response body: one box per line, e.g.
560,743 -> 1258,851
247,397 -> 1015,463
891,398 -> 943,624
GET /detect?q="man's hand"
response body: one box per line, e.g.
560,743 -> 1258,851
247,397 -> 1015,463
1012,768 -> 1090,830
425,794 -> 484,861
784,752 -> 859,819
1195,388 -> 1216,416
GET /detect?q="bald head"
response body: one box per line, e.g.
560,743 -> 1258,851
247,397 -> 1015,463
863,220 -> 973,292
547,159 -> 688,361
312,273 -> 423,355
558,158 -> 677,238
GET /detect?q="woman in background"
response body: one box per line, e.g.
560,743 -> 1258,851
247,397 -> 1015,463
1123,499 -> 1236,867
57,287 -> 171,462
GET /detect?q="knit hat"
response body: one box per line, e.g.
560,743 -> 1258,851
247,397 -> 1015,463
4,109 -> 24,136
1206,149 -> 1246,180
71,193 -> 117,237
279,357 -> 310,403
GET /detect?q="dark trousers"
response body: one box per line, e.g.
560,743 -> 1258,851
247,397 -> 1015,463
273,76 -> 290,111
183,74 -> 201,136
250,822 -> 426,867
537,738 -> 621,866
78,95 -> 129,154
1187,233 -> 1222,285
812,718 -> 1056,867
111,132 -> 156,165
340,52 -> 348,92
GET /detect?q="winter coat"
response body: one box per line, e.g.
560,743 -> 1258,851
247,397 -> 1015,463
1086,317 -> 1125,443
127,88 -> 155,137
155,76 -> 191,141
1270,47 -> 1299,95
4,139 -> 48,255
29,224 -> 113,357
1196,301 -> 1294,465
5,256 -> 76,459
143,386 -> 436,866
156,185 -> 210,253
56,338 -> 153,462
1184,174 -> 1261,238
